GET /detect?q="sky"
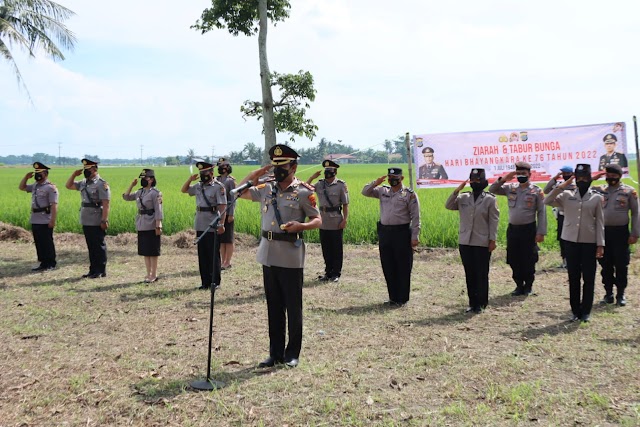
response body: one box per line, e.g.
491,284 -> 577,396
1,0 -> 640,160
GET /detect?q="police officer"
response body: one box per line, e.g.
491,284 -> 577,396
418,147 -> 448,180
489,162 -> 546,296
544,164 -> 604,322
65,158 -> 111,279
598,134 -> 628,172
446,169 -> 499,313
181,161 -> 227,290
592,164 -> 639,306
362,167 -> 421,306
306,159 -> 349,282
216,158 -> 237,270
123,169 -> 164,283
237,144 -> 321,368
543,165 -> 576,268
19,162 -> 58,271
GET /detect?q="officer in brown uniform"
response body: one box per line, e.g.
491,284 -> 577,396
543,166 -> 576,268
446,168 -> 499,313
544,164 -> 605,322
362,167 -> 421,306
306,159 -> 350,282
123,169 -> 164,283
65,158 -> 111,278
19,162 -> 58,271
216,158 -> 237,270
592,164 -> 639,306
181,161 -> 227,290
237,144 -> 321,368
489,162 -> 547,296
598,134 -> 628,172
418,147 -> 448,179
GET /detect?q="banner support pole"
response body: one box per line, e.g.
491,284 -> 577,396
405,132 -> 414,190
633,116 -> 639,189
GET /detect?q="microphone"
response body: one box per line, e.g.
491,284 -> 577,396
230,181 -> 253,196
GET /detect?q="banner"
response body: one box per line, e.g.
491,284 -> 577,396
413,122 -> 628,189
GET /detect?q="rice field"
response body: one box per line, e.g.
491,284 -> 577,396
1,162 -> 635,247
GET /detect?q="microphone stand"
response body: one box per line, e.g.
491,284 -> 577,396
189,186 -> 247,391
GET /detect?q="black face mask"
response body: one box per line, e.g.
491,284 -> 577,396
388,178 -> 401,187
200,173 -> 212,183
34,172 -> 43,181
324,170 -> 336,179
562,174 -> 573,181
274,166 -> 291,183
470,181 -> 488,192
516,175 -> 528,184
606,177 -> 620,186
576,181 -> 591,193
83,169 -> 92,179
217,167 -> 226,175
141,178 -> 149,187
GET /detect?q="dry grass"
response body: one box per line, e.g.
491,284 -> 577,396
0,224 -> 639,426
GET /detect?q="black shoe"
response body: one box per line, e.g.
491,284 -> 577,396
31,265 -> 46,272
600,294 -> 615,304
465,307 -> 475,313
472,306 -> 483,314
581,314 -> 591,323
511,289 -> 525,296
330,276 -> 340,283
198,285 -> 210,290
82,272 -> 93,278
88,272 -> 106,279
258,356 -> 283,368
284,357 -> 299,368
44,265 -> 56,271
317,275 -> 330,282
569,315 -> 580,322
384,300 -> 406,308
617,296 -> 627,306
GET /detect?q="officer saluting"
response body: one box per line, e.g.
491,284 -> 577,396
592,164 -> 639,306
19,162 -> 59,271
237,144 -> 321,368
543,166 -> 576,268
544,164 -> 605,322
65,158 -> 111,278
489,162 -> 546,296
306,159 -> 349,282
445,168 -> 499,313
216,158 -> 237,270
181,161 -> 226,290
362,167 -> 421,306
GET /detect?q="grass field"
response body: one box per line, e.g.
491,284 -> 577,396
0,163 -> 637,247
0,229 -> 639,426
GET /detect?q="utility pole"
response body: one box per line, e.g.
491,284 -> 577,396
140,145 -> 144,165
58,142 -> 62,166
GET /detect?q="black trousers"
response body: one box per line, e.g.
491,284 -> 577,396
557,214 -> 567,259
565,241 -> 597,317
598,225 -> 630,296
262,266 -> 303,360
506,222 -> 538,291
378,222 -> 413,304
319,229 -> 344,278
196,231 -> 221,288
459,244 -> 491,309
83,226 -> 107,275
32,223 -> 56,268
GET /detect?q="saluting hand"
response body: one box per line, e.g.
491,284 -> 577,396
310,170 -> 321,180
72,169 -> 83,177
503,171 -> 517,181
25,171 -> 34,179
189,174 -> 199,182
554,172 -> 562,181
593,171 -> 606,180
560,176 -> 575,189
455,180 -> 469,193
251,165 -> 273,180
130,178 -> 138,187
374,175 -> 386,186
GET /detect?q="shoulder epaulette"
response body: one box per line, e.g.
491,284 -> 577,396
405,188 -> 414,193
381,185 -> 390,188
228,175 -> 236,181
299,181 -> 315,191
486,191 -> 496,197
337,179 -> 345,183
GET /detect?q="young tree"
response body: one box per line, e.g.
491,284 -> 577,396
193,0 -> 317,163
0,0 -> 76,98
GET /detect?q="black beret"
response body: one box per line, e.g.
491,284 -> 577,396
515,162 -> 531,171
605,164 -> 623,175
469,168 -> 486,180
575,163 -> 592,176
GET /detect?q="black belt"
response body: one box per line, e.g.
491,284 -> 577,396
197,207 -> 216,212
377,222 -> 410,230
139,209 -> 155,215
261,230 -> 303,242
508,222 -> 536,229
82,202 -> 101,208
32,207 -> 50,213
320,206 -> 342,212
605,225 -> 629,230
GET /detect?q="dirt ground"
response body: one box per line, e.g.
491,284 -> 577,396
0,222 -> 639,426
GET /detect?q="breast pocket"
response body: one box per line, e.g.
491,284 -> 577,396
615,195 -> 629,211
508,194 -> 517,207
524,194 -> 536,209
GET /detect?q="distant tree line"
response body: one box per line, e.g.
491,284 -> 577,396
0,136 -> 411,166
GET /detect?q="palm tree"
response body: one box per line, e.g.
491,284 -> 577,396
0,0 -> 76,97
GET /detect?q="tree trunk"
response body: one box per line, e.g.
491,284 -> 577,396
258,0 -> 277,164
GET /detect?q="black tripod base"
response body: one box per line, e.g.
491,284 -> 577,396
190,378 -> 225,391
